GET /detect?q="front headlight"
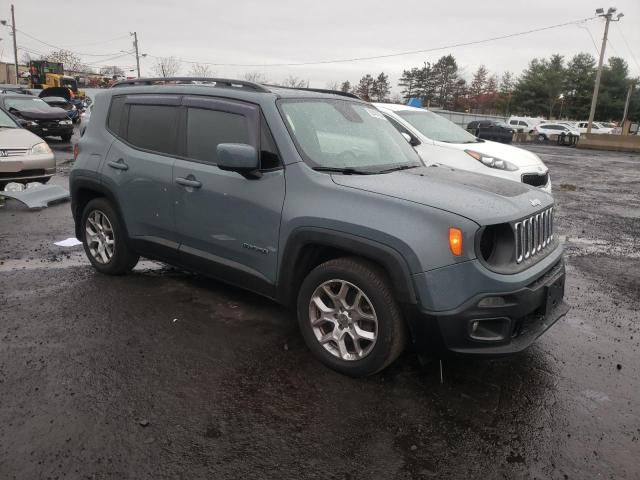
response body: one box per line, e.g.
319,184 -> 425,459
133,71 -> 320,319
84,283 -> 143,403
30,142 -> 52,155
465,150 -> 518,171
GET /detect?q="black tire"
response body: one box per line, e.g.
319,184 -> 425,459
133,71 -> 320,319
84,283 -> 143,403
80,197 -> 139,275
61,134 -> 72,142
297,257 -> 407,377
538,133 -> 547,142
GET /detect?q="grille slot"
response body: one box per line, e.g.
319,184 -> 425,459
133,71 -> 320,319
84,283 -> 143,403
0,149 -> 29,157
514,207 -> 553,264
522,172 -> 549,188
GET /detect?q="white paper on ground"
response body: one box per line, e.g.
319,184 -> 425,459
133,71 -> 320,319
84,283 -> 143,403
54,237 -> 83,247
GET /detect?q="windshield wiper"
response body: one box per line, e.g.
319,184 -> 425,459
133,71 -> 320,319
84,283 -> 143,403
377,164 -> 421,173
312,166 -> 376,175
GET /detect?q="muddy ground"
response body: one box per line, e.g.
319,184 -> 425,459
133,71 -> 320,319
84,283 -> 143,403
1,140 -> 639,479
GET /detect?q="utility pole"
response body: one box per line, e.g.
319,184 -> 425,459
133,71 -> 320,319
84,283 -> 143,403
621,81 -> 635,135
10,4 -> 18,84
131,32 -> 141,78
587,7 -> 624,134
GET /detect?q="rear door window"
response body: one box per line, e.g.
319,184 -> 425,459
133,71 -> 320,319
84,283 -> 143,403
126,104 -> 179,155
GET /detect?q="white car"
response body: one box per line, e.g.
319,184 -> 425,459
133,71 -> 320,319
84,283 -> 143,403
575,121 -> 613,134
534,123 -> 580,141
507,116 -> 545,133
374,103 -> 551,193
0,107 -> 55,188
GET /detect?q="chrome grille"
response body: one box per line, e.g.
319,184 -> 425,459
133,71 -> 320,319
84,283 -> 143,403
514,207 -> 553,264
0,149 -> 29,157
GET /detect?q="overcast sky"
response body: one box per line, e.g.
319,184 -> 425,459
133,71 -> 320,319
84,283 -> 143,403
7,0 -> 640,90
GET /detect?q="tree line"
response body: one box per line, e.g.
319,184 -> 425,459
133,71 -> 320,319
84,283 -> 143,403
337,53 -> 639,121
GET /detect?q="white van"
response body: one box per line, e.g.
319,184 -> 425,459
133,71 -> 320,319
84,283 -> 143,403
375,104 -> 551,193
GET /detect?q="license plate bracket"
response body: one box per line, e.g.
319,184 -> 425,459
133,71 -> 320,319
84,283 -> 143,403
545,275 -> 564,316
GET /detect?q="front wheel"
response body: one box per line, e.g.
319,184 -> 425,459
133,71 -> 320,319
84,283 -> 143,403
297,257 -> 407,377
81,198 -> 139,275
538,134 -> 547,142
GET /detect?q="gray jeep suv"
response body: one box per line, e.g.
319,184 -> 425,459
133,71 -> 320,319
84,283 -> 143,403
70,78 -> 569,376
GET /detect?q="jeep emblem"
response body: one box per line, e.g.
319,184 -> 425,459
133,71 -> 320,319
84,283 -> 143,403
530,198 -> 541,207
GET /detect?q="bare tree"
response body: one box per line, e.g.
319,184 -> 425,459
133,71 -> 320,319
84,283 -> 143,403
42,49 -> 92,73
188,63 -> 213,77
244,71 -> 268,83
282,76 -> 308,88
152,56 -> 181,77
100,66 -> 125,78
19,51 -> 32,66
326,81 -> 340,90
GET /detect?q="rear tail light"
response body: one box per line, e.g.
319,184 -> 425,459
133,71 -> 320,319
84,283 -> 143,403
73,143 -> 79,161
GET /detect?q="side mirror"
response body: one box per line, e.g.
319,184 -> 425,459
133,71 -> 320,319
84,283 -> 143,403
216,143 -> 261,179
401,132 -> 420,147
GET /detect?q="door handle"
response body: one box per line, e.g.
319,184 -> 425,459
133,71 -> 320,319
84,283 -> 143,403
107,159 -> 129,171
175,177 -> 202,189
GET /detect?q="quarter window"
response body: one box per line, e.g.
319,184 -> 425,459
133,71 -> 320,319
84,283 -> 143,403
186,108 -> 250,164
126,104 -> 179,155
107,96 -> 126,137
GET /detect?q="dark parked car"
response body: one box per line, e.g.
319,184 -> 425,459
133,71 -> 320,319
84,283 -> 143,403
0,94 -> 74,141
40,96 -> 80,123
467,120 -> 514,143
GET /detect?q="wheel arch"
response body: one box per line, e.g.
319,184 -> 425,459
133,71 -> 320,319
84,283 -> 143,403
71,177 -> 128,241
277,228 -> 418,308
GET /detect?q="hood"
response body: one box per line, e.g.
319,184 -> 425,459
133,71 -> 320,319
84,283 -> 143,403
0,127 -> 42,149
39,87 -> 71,100
331,166 -> 553,226
9,106 -> 69,120
436,139 -> 546,169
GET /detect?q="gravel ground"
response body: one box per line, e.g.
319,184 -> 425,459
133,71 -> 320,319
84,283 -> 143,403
0,140 -> 639,479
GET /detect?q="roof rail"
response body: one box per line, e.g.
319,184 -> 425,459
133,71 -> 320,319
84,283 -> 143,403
110,77 -> 270,92
265,85 -> 361,100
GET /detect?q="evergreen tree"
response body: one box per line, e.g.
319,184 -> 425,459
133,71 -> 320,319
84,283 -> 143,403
340,80 -> 352,93
355,74 -> 375,101
398,68 -> 420,99
432,55 -> 459,109
563,53 -> 596,119
371,72 -> 391,102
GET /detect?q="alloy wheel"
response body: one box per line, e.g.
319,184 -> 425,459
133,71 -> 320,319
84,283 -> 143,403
85,210 -> 115,264
309,280 -> 378,361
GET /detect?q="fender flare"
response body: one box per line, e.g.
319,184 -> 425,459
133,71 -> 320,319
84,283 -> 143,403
277,227 -> 418,307
70,176 -> 128,241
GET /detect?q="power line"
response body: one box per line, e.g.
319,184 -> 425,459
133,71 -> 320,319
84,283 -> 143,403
614,24 -> 640,73
576,24 -> 600,56
15,28 -> 126,57
147,15 -> 598,68
56,34 -> 131,49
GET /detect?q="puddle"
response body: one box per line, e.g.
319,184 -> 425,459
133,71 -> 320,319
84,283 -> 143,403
0,254 -> 166,273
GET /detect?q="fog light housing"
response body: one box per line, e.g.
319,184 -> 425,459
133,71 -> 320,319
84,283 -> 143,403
468,317 -> 511,341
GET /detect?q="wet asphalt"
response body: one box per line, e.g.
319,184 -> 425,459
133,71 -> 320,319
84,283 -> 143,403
0,138 -> 639,479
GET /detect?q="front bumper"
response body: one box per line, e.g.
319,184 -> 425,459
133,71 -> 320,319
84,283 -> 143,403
406,259 -> 569,355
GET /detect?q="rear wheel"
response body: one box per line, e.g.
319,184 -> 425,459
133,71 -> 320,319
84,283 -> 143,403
297,257 -> 407,377
81,198 -> 139,275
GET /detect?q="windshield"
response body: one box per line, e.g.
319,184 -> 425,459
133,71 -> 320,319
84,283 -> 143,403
280,99 -> 421,172
397,109 -> 479,143
5,97 -> 51,111
0,108 -> 18,127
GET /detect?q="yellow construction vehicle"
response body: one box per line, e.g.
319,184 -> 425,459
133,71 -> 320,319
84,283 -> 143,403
28,61 -> 86,98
